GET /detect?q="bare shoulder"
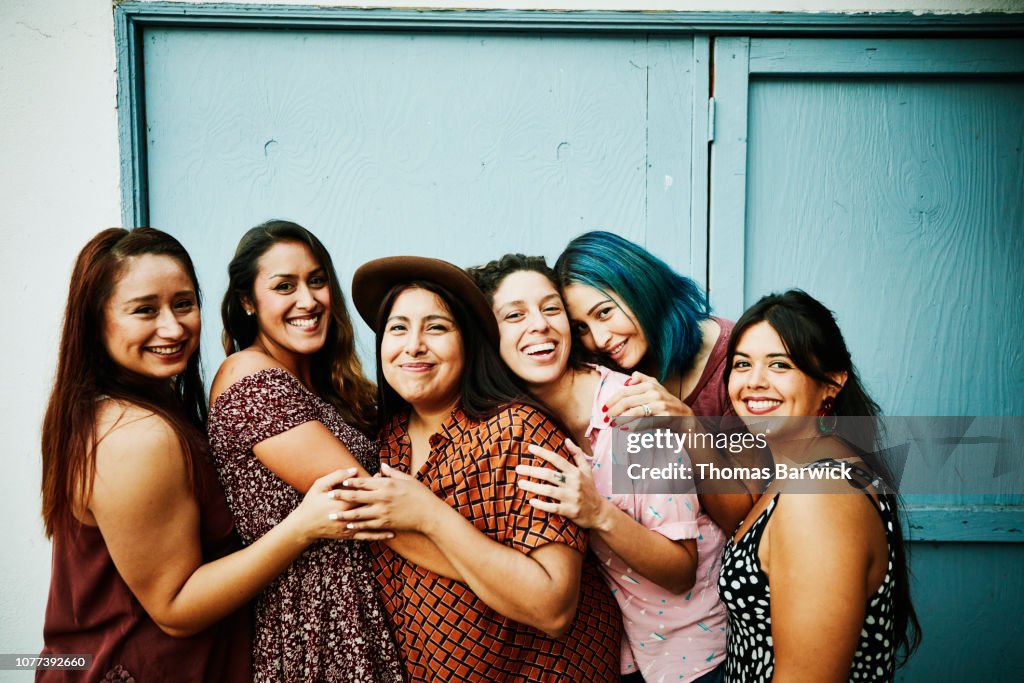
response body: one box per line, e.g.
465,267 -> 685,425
700,317 -> 722,346
769,489 -> 884,552
211,348 -> 289,404
773,490 -> 875,523
95,399 -> 176,455
91,401 -> 192,511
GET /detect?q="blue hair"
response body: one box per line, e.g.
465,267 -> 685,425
553,231 -> 710,382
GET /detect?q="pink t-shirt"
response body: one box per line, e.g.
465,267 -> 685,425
584,365 -> 728,680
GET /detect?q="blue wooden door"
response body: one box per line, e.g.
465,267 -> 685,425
141,27 -> 701,370
709,37 -> 1024,681
138,21 -> 1024,681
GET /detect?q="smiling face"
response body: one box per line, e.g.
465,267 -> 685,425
380,287 -> 464,414
728,321 -> 842,437
103,254 -> 200,379
491,270 -> 572,389
562,282 -> 648,369
246,240 -> 331,364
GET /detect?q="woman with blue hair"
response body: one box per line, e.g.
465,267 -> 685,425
554,231 -> 717,397
553,230 -> 753,533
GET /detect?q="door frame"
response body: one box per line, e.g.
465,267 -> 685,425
114,2 -> 1024,544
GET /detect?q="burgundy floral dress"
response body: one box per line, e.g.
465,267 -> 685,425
208,368 -> 404,683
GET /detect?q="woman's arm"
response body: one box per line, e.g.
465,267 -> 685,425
602,371 -> 761,533
516,442 -> 697,594
89,408 -> 379,638
337,464 -> 582,637
211,353 -> 370,493
766,492 -> 884,682
212,354 -> 462,579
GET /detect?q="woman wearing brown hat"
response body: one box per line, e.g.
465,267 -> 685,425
339,256 -> 621,682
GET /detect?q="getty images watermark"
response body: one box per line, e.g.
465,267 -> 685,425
609,416 -> 1024,496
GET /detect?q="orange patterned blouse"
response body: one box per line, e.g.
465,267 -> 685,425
373,403 -> 622,682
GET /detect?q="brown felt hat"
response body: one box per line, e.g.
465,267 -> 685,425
351,256 -> 499,345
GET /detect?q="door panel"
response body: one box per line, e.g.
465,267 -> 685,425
139,24 -> 1024,681
142,27 -> 699,369
744,77 -> 1024,418
710,37 -> 1024,682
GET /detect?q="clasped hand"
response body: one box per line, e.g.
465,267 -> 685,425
293,469 -> 395,542
328,464 -> 439,534
602,371 -> 694,424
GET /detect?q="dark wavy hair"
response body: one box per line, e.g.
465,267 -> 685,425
553,230 -> 710,381
467,253 -> 583,370
374,280 -> 554,429
725,289 -> 921,666
41,228 -> 208,538
221,220 -> 376,433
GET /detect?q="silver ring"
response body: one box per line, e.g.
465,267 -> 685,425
641,404 -> 652,417
554,472 -> 567,485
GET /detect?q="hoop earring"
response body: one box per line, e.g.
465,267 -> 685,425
817,396 -> 837,436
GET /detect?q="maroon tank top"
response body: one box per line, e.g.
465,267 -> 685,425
684,317 -> 736,418
39,459 -> 252,682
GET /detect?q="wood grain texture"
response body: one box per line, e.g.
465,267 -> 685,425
743,77 -> 1024,419
907,505 -> 1024,543
750,37 -> 1024,75
721,44 -> 1024,682
708,36 -> 749,316
898,541 -> 1024,681
142,27 -> 695,371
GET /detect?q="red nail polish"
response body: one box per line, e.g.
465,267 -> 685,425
625,378 -> 633,385
601,405 -> 608,413
603,415 -> 610,423
621,426 -> 630,431
609,420 -> 616,427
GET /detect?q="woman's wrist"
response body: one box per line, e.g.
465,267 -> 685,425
415,495 -> 454,537
277,510 -> 315,548
592,498 -> 617,534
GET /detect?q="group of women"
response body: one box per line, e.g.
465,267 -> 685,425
39,222 -> 919,682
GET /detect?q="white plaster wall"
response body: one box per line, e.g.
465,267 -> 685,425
0,0 -> 121,671
0,0 -> 1019,672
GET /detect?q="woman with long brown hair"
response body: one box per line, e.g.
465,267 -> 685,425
208,220 -> 407,682
39,227 -> 361,681
720,290 -> 920,681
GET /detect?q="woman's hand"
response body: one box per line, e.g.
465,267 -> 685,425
514,440 -> 612,532
603,371 -> 694,421
285,468 -> 395,543
333,464 -> 443,533
519,439 -> 699,595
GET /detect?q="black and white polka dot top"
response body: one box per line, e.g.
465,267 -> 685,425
718,461 -> 898,683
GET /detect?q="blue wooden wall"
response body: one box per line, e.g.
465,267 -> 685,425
140,26 -> 700,369
708,36 -> 1024,681
118,6 -> 1024,680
